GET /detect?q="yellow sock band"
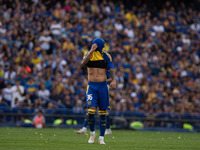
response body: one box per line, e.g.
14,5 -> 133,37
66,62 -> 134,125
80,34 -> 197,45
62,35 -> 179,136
88,109 -> 96,114
99,110 -> 106,115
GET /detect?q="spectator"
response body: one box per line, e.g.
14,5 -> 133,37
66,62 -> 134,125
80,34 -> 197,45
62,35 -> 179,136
11,98 -> 19,108
0,64 -> 4,78
0,98 -> 8,108
124,24 -> 134,40
11,80 -> 24,104
33,110 -> 46,128
64,96 -> 73,109
38,84 -> 50,98
114,20 -> 123,31
39,30 -> 52,54
50,19 -> 62,40
72,100 -> 84,114
153,20 -> 165,32
4,66 -> 16,81
190,20 -> 200,32
25,78 -> 38,94
2,83 -> 12,104
36,60 -> 47,72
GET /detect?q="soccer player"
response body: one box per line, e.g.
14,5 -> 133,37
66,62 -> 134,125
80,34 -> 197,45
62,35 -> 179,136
81,38 -> 116,144
76,69 -> 112,135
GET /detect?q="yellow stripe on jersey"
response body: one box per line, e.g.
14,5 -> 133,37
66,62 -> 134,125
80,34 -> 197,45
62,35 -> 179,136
86,85 -> 89,94
124,68 -> 131,72
105,52 -> 112,62
90,51 -> 104,61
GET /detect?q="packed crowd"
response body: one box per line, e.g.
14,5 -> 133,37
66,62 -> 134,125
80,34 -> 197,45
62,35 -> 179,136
0,0 -> 200,115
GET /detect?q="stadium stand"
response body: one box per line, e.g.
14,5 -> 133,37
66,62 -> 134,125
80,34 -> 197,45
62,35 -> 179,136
0,0 -> 200,131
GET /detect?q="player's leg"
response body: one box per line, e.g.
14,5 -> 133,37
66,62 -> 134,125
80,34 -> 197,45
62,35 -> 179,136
83,112 -> 89,128
98,110 -> 107,144
76,111 -> 88,134
86,84 -> 98,144
98,82 -> 110,144
105,110 -> 112,135
88,107 -> 96,144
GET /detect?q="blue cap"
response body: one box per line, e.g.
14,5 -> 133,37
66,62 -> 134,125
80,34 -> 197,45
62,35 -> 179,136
92,38 -> 105,53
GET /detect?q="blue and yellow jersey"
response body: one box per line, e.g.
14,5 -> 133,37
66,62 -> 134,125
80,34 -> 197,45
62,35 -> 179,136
83,38 -> 114,69
81,33 -> 90,39
123,41 -> 131,51
123,63 -> 131,78
84,51 -> 114,69
25,83 -> 38,93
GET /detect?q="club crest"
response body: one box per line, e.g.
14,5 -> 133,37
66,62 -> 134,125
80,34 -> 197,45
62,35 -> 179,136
88,101 -> 91,105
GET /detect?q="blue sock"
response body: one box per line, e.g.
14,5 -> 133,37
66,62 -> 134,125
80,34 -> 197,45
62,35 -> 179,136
99,114 -> 106,136
83,113 -> 88,128
106,115 -> 110,129
88,109 -> 96,131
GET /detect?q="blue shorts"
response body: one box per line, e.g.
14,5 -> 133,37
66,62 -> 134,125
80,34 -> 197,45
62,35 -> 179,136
86,81 -> 110,110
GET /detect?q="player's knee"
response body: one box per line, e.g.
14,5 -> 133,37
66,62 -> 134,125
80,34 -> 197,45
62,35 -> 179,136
88,108 -> 96,115
99,110 -> 106,116
106,110 -> 110,115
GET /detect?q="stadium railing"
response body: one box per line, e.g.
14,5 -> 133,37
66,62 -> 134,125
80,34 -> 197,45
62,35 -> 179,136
0,107 -> 200,131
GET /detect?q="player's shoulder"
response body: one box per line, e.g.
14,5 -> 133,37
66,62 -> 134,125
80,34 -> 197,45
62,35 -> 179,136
103,51 -> 112,61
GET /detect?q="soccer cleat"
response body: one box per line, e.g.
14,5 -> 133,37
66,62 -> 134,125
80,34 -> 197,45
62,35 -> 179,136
105,129 -> 112,135
76,128 -> 87,134
99,136 -> 106,144
88,131 -> 96,144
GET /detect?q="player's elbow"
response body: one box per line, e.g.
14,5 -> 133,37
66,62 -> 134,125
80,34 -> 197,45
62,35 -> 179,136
81,61 -> 85,67
109,68 -> 115,72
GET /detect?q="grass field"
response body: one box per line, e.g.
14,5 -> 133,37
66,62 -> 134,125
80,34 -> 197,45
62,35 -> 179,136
0,128 -> 200,150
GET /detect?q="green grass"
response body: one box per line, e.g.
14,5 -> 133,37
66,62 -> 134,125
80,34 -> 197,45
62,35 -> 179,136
0,128 -> 200,150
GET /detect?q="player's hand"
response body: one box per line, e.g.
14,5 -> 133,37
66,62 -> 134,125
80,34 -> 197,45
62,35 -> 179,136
90,44 -> 98,52
110,80 -> 117,90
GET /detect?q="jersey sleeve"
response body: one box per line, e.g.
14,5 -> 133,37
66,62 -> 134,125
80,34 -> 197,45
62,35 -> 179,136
105,52 -> 114,69
106,69 -> 111,79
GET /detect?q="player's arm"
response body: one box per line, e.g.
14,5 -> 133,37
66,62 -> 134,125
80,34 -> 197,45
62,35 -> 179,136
107,77 -> 112,83
81,44 -> 97,67
105,52 -> 117,89
109,68 -> 117,90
